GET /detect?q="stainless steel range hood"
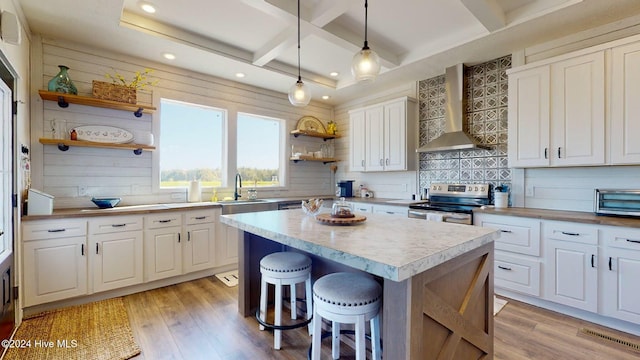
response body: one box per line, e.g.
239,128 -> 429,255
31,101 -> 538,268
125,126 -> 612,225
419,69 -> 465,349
416,64 -> 490,153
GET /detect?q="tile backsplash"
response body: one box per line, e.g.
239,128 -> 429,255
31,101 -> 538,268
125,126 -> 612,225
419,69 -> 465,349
418,55 -> 512,191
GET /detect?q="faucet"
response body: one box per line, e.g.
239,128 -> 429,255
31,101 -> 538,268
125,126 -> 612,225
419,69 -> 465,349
234,173 -> 242,200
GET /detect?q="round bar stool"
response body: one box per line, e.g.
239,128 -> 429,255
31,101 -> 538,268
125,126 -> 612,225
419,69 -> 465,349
258,251 -> 313,350
311,272 -> 382,360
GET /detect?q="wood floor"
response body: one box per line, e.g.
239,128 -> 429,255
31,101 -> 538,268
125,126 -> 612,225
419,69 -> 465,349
124,276 -> 640,360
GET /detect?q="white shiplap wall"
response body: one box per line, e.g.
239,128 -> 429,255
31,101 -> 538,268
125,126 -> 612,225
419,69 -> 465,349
524,166 -> 640,212
31,37 -> 335,208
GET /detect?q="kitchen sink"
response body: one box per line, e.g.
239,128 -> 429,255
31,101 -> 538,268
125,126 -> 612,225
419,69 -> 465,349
220,200 -> 278,214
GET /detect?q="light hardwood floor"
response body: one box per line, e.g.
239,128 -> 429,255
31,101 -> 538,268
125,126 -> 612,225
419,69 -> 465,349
124,276 -> 640,360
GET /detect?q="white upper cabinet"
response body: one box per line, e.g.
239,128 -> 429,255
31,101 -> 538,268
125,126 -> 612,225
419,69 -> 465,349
611,41 -> 640,164
349,97 -> 416,172
508,66 -> 550,167
508,51 -> 605,167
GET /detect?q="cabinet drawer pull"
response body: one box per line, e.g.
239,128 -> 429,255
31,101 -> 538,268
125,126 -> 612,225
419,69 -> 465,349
47,228 -> 66,233
500,229 -> 512,233
81,244 -> 84,256
561,231 -> 579,236
195,216 -> 206,220
187,232 -> 191,241
178,233 -> 181,243
544,148 -> 548,159
111,223 -> 126,227
159,219 -> 172,223
96,243 -> 99,255
498,265 -> 512,271
609,257 -> 612,271
626,239 -> 640,244
591,254 -> 595,268
557,147 -> 561,158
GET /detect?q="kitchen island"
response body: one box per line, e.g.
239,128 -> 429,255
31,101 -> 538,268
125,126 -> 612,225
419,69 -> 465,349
220,209 -> 499,359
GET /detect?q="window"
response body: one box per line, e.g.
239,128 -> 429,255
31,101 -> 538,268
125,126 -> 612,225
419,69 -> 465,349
237,112 -> 284,187
160,99 -> 225,188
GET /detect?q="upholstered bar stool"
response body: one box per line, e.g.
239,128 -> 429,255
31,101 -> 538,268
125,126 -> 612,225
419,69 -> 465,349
258,251 -> 313,350
311,272 -> 382,360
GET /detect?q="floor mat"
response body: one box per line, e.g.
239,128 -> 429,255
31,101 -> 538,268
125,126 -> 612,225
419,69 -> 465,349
215,270 -> 239,287
494,295 -> 508,316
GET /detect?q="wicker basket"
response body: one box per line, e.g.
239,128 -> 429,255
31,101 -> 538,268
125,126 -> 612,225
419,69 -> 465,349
92,80 -> 137,104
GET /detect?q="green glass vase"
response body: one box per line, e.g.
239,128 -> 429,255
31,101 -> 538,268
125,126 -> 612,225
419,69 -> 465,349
48,65 -> 78,94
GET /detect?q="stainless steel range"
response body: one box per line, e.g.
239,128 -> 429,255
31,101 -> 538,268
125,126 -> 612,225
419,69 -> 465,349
408,183 -> 491,224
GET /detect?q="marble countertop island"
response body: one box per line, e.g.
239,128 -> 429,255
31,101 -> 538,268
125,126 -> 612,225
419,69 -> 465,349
220,209 -> 498,282
221,209 -> 500,359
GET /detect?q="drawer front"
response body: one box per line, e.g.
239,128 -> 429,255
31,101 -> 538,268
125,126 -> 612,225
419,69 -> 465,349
145,212 -> 183,229
602,226 -> 640,251
480,217 -> 540,256
185,209 -> 218,225
544,221 -> 598,245
89,216 -> 143,234
494,251 -> 541,297
23,219 -> 87,241
348,202 -> 373,213
372,205 -> 406,216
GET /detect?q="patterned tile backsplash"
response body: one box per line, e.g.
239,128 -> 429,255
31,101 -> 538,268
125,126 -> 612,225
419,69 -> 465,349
418,55 -> 512,191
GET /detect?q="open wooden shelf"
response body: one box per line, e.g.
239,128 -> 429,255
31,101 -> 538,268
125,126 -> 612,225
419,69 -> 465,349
38,90 -> 156,117
290,155 -> 337,164
290,129 -> 339,140
39,138 -> 155,155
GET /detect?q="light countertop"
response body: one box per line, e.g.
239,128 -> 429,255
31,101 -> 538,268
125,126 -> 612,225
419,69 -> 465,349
220,209 -> 498,282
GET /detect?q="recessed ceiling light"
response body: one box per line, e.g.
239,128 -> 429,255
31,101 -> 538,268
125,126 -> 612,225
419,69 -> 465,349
162,52 -> 175,60
329,72 -> 339,77
322,95 -> 330,100
139,1 -> 157,14
235,72 -> 246,78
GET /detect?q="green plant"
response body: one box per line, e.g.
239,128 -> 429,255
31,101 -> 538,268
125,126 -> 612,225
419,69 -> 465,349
104,68 -> 158,90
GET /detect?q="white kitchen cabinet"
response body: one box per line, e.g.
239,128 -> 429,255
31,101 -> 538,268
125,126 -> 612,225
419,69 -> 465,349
347,202 -> 373,213
601,226 -> 640,324
372,204 -> 407,216
183,210 -> 217,273
89,216 -> 143,293
145,209 -> 219,281
349,97 -> 416,172
217,223 -> 239,267
508,51 -> 605,167
507,66 -> 550,167
611,41 -> 640,164
474,213 -> 542,296
543,221 -> 599,312
22,219 -> 88,307
144,212 -> 183,282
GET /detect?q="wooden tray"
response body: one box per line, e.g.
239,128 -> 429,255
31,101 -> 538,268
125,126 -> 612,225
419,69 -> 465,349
316,213 -> 366,225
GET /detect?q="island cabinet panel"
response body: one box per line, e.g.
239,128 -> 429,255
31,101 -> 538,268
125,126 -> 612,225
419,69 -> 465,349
408,243 -> 494,360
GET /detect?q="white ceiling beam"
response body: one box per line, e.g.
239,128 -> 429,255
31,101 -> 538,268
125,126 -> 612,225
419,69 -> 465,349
309,0 -> 359,27
252,26 -> 297,67
242,0 -> 399,68
460,0 -> 506,32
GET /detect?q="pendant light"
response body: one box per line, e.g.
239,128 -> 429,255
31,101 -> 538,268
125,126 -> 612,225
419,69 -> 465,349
288,0 -> 311,107
351,0 -> 380,82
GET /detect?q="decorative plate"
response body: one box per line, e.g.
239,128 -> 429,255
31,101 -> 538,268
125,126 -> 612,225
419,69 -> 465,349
296,116 -> 326,134
73,125 -> 134,143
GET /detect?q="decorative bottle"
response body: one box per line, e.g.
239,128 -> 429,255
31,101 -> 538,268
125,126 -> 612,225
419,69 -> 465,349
48,65 -> 78,95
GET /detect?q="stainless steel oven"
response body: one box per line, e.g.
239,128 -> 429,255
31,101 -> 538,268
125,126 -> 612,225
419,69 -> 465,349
408,183 -> 491,225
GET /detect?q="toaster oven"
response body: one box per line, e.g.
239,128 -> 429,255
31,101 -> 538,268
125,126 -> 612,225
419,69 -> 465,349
594,189 -> 640,217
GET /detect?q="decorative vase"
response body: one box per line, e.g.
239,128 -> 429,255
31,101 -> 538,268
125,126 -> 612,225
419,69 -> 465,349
48,65 -> 78,95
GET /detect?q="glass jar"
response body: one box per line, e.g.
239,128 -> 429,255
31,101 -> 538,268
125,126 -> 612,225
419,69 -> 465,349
331,197 -> 354,218
247,189 -> 258,200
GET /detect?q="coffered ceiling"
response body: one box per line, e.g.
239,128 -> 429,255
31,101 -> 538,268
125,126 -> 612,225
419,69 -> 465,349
17,0 -> 640,105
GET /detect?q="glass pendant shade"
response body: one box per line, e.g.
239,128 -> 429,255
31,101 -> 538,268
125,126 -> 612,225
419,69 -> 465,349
288,78 -> 311,107
352,47 -> 381,82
